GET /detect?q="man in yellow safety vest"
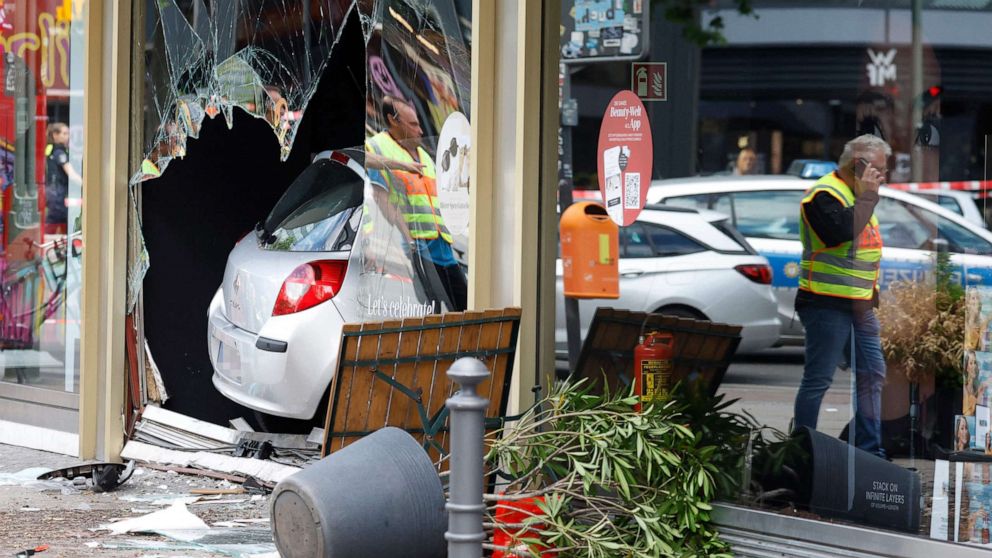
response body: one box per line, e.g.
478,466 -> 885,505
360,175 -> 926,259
794,134 -> 889,458
365,96 -> 466,312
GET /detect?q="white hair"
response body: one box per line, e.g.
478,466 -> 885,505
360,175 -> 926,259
838,134 -> 892,169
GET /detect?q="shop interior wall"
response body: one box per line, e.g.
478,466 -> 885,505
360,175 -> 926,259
140,13 -> 366,425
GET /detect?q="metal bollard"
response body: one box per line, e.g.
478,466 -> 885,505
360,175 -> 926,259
445,357 -> 490,558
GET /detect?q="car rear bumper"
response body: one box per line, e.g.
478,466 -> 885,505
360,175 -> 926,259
207,288 -> 341,419
735,317 -> 783,354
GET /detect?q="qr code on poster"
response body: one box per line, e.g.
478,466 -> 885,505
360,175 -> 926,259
624,172 -> 640,209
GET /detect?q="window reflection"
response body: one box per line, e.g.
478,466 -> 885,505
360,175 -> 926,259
1,3 -> 84,394
557,0 -> 992,547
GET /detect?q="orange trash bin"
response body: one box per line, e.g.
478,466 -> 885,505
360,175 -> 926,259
560,202 -> 619,299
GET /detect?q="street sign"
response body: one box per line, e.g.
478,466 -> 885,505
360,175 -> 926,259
631,62 -> 667,101
597,90 -> 653,227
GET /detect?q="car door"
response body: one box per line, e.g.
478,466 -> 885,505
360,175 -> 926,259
874,195 -> 992,288
659,189 -> 807,339
872,196 -> 935,286
901,199 -> 992,286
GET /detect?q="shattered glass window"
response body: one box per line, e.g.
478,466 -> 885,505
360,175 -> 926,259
135,0 -> 359,184
135,0 -> 472,320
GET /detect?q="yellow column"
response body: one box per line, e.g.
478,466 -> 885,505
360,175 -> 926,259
469,0 -> 560,413
78,0 -> 131,461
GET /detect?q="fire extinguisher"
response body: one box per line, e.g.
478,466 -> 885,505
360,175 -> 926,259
633,332 -> 674,412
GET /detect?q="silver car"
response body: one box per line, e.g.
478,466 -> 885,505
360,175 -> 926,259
555,205 -> 782,358
208,151 -> 434,424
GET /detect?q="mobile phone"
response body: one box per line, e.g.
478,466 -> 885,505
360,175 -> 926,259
854,157 -> 869,179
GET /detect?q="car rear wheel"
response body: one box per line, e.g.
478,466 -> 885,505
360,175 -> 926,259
253,386 -> 331,434
654,305 -> 707,321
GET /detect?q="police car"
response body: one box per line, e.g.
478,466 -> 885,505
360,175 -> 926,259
647,175 -> 992,345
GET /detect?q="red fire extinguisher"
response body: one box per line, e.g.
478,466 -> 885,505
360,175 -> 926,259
633,332 -> 674,412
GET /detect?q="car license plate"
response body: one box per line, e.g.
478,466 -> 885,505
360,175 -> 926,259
213,334 -> 242,385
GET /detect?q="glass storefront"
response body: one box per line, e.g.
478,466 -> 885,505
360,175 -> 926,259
131,0 -> 472,427
0,1 -> 85,396
556,0 -> 992,550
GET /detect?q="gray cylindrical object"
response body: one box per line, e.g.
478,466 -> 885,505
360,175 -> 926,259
445,357 -> 490,558
270,426 -> 446,558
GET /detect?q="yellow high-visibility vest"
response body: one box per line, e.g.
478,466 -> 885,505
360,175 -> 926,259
799,172 -> 883,300
365,132 -> 452,244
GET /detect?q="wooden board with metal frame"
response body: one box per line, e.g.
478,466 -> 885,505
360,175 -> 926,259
574,307 -> 742,396
320,308 -> 522,463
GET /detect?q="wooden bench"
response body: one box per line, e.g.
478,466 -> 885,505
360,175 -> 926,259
320,308 -> 522,465
575,307 -> 742,396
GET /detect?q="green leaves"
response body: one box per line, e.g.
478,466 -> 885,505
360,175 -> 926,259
487,379 -> 735,557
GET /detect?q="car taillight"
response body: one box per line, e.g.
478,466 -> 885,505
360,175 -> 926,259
735,264 -> 773,285
272,260 -> 348,316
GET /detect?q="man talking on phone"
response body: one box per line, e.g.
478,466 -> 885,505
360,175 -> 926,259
793,134 -> 890,458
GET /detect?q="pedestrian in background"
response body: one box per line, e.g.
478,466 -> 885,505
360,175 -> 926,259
44,122 -> 81,236
733,147 -> 758,175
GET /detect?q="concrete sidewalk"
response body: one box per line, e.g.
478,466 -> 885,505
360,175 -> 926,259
0,444 -> 275,558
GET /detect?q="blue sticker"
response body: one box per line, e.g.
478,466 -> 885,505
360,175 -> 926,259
574,1 -> 625,32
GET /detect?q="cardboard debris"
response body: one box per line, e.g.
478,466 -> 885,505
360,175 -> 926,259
137,405 -> 241,448
230,417 -> 255,432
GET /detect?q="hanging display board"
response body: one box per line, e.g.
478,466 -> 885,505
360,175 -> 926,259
596,90 -> 652,227
560,0 -> 650,62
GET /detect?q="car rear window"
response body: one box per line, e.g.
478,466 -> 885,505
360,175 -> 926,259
261,159 -> 364,252
712,219 -> 757,255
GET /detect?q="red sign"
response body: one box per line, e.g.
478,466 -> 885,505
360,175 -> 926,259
631,62 -> 667,101
597,90 -> 653,227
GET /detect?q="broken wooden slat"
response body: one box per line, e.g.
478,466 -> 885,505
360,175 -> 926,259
387,316 -> 428,433
320,309 -> 522,462
323,323 -> 364,456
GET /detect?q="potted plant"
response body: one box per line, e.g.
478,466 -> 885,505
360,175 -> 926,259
484,379 -> 758,557
876,249 -> 965,454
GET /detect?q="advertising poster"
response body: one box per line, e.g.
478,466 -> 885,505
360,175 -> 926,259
964,351 -> 992,418
956,415 -> 978,452
931,460 -> 951,540
354,0 -> 472,320
434,111 -> 471,237
933,461 -> 992,545
958,463 -> 992,546
596,90 -> 652,227
965,286 -> 992,352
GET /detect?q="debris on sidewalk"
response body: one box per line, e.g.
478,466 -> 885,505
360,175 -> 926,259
36,461 -> 135,492
0,467 -> 79,494
13,545 -> 48,557
2,443 -> 275,557
96,501 -> 208,535
121,441 -> 299,484
134,405 -> 241,450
